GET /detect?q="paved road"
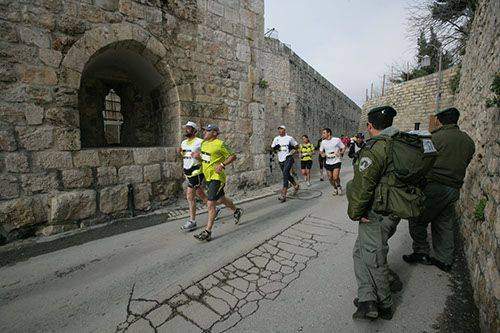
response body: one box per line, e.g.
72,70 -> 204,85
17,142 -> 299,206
0,167 -> 453,332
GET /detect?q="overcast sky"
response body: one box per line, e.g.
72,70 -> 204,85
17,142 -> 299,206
264,0 -> 416,106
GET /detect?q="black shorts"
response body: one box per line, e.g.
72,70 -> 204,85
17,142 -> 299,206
206,180 -> 225,201
300,160 -> 313,170
325,162 -> 341,171
318,156 -> 326,168
186,173 -> 204,188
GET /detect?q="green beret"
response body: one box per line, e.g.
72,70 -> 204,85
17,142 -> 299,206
435,107 -> 460,116
367,106 -> 397,117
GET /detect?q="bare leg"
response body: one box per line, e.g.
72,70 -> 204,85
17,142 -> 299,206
218,196 -> 237,212
306,169 -> 311,182
206,200 -> 217,231
332,168 -> 341,188
327,170 -> 336,188
301,169 -> 307,182
186,187 -> 196,221
195,187 -> 208,204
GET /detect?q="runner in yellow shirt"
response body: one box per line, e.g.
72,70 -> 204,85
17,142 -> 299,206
192,124 -> 243,241
299,135 -> 315,186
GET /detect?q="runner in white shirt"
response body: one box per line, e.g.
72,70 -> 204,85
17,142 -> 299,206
271,125 -> 300,202
177,121 -> 219,231
319,128 -> 346,196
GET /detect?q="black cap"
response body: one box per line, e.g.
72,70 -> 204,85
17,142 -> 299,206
435,107 -> 460,116
367,106 -> 397,117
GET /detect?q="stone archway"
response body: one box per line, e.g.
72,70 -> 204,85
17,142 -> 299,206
60,23 -> 181,148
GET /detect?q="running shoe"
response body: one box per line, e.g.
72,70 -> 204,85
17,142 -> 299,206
181,220 -> 197,232
194,229 -> 211,241
307,181 -> 311,187
293,184 -> 300,195
233,208 -> 243,224
278,196 -> 286,203
337,186 -> 342,195
320,177 -> 324,181
332,189 -> 338,196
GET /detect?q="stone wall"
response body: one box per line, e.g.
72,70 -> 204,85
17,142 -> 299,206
0,0 -> 359,242
455,0 -> 500,330
360,67 -> 458,132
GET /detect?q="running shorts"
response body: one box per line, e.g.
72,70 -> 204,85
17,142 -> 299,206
206,180 -> 225,201
324,162 -> 341,171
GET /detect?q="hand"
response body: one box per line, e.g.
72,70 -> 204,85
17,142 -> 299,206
176,147 -> 182,155
192,151 -> 201,159
359,217 -> 370,223
215,163 -> 225,173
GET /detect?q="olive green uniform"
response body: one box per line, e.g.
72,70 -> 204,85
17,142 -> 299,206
409,124 -> 475,265
347,126 -> 401,308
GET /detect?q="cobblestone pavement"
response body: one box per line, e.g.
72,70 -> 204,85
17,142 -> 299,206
117,214 -> 348,332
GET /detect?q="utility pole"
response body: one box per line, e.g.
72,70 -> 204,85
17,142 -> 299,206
382,74 -> 386,96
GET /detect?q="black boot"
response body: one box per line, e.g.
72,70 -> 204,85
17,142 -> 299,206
352,301 -> 378,320
402,252 -> 432,265
378,306 -> 394,320
388,270 -> 403,293
431,257 -> 452,272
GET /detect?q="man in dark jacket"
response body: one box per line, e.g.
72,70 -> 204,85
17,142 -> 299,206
348,133 -> 366,165
403,107 -> 475,272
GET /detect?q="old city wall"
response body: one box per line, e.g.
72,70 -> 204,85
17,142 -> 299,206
360,67 -> 458,132
0,0 -> 359,241
455,0 -> 499,330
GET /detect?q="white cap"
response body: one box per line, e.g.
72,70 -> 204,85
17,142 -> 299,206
278,125 -> 286,130
183,121 -> 198,131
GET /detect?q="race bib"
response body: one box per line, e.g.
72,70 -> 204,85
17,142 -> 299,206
201,153 -> 211,162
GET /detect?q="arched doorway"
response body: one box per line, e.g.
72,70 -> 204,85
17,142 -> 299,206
78,40 -> 168,148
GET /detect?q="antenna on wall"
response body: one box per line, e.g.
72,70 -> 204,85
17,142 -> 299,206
264,28 -> 279,39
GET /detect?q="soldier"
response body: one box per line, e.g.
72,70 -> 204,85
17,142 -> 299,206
403,107 -> 475,272
347,106 -> 400,321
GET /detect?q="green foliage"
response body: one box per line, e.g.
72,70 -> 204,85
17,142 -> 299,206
258,79 -> 269,89
485,72 -> 500,108
474,197 -> 487,221
449,66 -> 461,94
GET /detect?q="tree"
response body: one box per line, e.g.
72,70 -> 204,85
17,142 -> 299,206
407,0 -> 477,60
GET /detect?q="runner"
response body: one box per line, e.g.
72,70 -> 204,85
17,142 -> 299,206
271,125 -> 300,202
316,130 -> 326,181
299,135 -> 314,186
319,128 -> 345,195
177,121 -> 220,232
193,124 -> 243,242
348,132 -> 366,165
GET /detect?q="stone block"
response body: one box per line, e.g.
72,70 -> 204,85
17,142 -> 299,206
97,166 -> 117,186
143,164 -> 161,183
118,165 -> 143,183
0,195 -> 48,231
18,65 -> 58,86
0,174 -> 20,199
133,183 -> 152,211
161,162 -> 183,179
16,126 -> 53,151
0,129 -> 17,151
33,151 -> 73,169
99,185 -> 128,214
49,190 -> 96,223
207,0 -> 224,16
236,42 -> 251,63
133,147 -> 166,164
53,128 -> 80,150
39,48 -> 62,68
18,26 -> 50,48
21,172 -> 59,194
45,107 -> 79,128
62,168 -> 93,189
98,149 -> 134,167
23,104 -> 44,125
4,152 -> 29,173
73,150 -> 99,167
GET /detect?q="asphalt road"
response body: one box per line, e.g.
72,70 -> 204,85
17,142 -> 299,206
0,167 -> 456,332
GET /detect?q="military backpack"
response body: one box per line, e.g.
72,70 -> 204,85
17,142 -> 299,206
371,131 -> 437,219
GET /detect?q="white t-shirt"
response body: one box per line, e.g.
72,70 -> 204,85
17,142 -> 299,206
181,137 -> 203,170
271,135 -> 298,162
320,137 -> 345,165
